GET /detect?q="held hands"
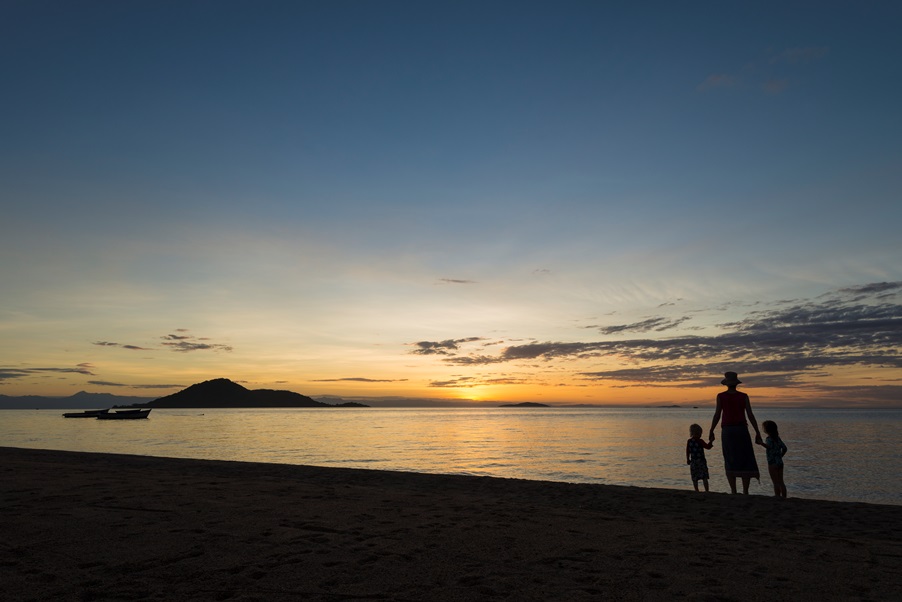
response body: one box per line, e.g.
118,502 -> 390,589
755,434 -> 763,445
709,431 -> 715,443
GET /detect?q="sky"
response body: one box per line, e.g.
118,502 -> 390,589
1,1 -> 901,407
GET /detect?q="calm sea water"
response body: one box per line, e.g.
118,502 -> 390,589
2,407 -> 899,505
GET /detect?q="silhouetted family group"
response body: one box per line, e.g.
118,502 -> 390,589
686,371 -> 788,497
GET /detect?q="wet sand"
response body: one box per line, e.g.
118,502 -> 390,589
2,446 -> 900,601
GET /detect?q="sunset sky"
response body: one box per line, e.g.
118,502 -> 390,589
2,1 -> 900,406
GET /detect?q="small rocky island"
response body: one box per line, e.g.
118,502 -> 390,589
134,378 -> 368,409
498,402 -> 550,408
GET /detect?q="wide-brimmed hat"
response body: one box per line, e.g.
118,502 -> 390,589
721,371 -> 742,386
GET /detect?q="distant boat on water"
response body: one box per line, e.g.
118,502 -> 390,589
62,409 -> 110,418
95,409 -> 152,420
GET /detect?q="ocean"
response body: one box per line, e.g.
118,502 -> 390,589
2,407 -> 899,505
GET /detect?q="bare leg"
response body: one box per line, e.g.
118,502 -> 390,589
702,478 -> 709,492
774,465 -> 787,498
693,480 -> 700,492
768,464 -> 780,496
741,476 -> 751,495
727,475 -> 737,494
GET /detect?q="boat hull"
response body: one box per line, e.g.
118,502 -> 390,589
96,409 -> 152,420
63,409 -> 110,418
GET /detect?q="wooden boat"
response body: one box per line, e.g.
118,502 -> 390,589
96,409 -> 152,420
63,409 -> 110,418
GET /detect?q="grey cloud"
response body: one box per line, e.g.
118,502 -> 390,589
162,341 -> 233,353
92,341 -> 150,350
87,381 -> 185,389
429,377 -> 476,388
439,278 -> 476,284
836,281 -> 902,301
409,337 -> 485,356
0,369 -> 30,381
94,331 -> 230,353
598,316 -> 691,335
0,366 -> 96,381
435,282 -> 902,388
159,331 -> 232,353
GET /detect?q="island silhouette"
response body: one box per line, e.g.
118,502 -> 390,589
135,378 -> 368,409
498,402 -> 550,408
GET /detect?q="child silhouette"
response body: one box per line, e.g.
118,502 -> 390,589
757,420 -> 788,498
686,423 -> 714,492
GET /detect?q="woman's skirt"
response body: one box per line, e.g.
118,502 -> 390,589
721,424 -> 760,480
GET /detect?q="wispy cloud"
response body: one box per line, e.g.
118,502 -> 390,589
700,46 -> 829,95
161,334 -> 192,341
161,340 -> 233,353
438,278 -> 477,285
419,282 -> 902,393
310,377 -> 409,383
92,341 -> 152,350
0,366 -> 96,382
92,330 -> 232,353
697,73 -> 739,91
409,337 -> 486,356
596,316 -> 692,335
429,377 -> 477,388
838,281 -> 902,300
87,381 -> 184,389
772,46 -> 829,64
429,375 -> 534,388
159,330 -> 232,353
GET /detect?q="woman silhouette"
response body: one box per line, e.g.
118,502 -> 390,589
709,372 -> 761,494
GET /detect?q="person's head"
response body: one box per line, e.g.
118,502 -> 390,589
721,371 -> 742,388
689,423 -> 703,439
762,420 -> 779,438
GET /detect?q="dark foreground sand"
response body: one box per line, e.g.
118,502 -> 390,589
2,447 -> 900,601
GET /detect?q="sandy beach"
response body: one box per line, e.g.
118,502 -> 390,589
2,447 -> 900,601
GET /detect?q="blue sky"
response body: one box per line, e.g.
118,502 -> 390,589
2,1 -> 900,405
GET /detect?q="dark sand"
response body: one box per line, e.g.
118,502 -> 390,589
2,447 -> 900,601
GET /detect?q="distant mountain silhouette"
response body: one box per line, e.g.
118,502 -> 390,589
143,378 -> 337,408
0,391 -> 155,410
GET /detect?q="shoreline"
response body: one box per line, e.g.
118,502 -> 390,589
3,446 -> 901,600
